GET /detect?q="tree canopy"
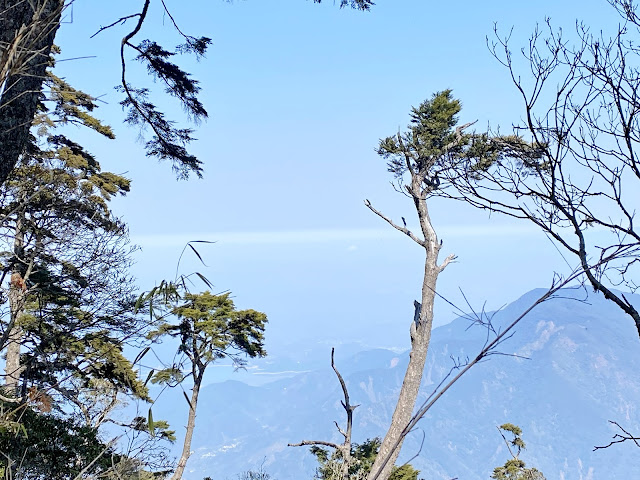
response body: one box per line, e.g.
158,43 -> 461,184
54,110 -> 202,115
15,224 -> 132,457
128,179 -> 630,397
0,0 -> 374,185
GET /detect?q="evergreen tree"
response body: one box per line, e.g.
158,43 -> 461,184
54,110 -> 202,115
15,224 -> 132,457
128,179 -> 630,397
0,67 -> 147,406
146,289 -> 268,480
0,395 -> 175,480
364,90 -> 534,480
0,59 -> 172,479
311,438 -> 420,480
0,397 -> 121,480
0,0 -> 373,185
491,424 -> 545,480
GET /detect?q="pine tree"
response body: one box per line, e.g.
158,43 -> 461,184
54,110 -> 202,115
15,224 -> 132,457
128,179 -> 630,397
146,289 -> 268,480
364,91 -> 540,480
311,438 -> 420,480
492,424 -> 545,480
0,63 -> 147,406
0,58 -> 179,478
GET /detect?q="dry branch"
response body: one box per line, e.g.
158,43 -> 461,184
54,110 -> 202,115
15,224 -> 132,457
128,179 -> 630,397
289,348 -> 359,480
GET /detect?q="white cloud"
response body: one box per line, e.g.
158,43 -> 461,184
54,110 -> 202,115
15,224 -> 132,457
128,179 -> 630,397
252,369 -> 311,376
131,224 -> 540,248
438,224 -> 538,237
132,228 -> 392,247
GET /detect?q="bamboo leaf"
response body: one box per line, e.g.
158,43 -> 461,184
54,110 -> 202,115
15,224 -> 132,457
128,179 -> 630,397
188,242 -> 209,266
144,369 -> 155,387
134,346 -> 150,365
195,271 -> 213,289
134,293 -> 145,314
148,407 -> 155,435
183,391 -> 193,410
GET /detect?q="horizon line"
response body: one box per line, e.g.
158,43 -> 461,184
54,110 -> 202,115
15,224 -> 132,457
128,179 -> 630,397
131,224 -> 541,248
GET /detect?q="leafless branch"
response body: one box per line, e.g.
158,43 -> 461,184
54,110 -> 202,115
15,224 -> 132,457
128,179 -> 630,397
594,420 -> 640,450
364,199 -> 426,247
90,13 -> 142,38
289,348 -> 358,480
369,266 -> 587,480
443,9 -> 640,336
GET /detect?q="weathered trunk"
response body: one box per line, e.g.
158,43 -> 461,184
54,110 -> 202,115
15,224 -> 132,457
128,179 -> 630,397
171,370 -> 203,480
4,202 -> 27,394
368,185 -> 449,480
368,265 -> 438,480
0,0 -> 63,186
4,321 -> 23,393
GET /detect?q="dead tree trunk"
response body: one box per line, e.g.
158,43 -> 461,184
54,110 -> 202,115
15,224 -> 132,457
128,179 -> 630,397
4,199 -> 29,394
289,348 -> 359,480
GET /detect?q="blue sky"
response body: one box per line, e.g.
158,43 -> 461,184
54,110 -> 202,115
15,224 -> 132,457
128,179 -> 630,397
51,0 -> 619,360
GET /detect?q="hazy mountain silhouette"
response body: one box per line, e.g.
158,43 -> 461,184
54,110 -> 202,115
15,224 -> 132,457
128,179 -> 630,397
152,287 -> 640,480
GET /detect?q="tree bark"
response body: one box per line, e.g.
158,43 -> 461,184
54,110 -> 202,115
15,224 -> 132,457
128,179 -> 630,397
171,370 -> 203,480
0,0 -> 63,186
368,271 -> 437,480
4,321 -> 24,394
4,202 -> 27,394
367,178 -> 452,480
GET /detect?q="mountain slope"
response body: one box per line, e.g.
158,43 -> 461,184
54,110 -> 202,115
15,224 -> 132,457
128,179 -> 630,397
152,288 -> 640,479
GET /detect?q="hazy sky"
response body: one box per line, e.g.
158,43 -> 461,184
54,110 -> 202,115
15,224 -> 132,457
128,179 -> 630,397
51,0 -> 618,359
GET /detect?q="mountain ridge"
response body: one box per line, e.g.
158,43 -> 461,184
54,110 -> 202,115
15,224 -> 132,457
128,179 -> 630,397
150,287 -> 640,479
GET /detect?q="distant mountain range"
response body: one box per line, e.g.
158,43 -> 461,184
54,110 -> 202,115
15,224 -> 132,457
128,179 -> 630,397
150,287 -> 640,480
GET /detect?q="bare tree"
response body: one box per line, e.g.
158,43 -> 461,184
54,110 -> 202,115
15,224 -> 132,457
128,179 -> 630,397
289,348 -> 359,480
439,1 -> 640,337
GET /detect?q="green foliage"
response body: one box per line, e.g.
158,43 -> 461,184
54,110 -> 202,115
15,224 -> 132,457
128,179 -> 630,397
130,415 -> 176,443
0,57 -> 151,402
0,400 -> 120,480
378,90 -> 463,178
313,0 -> 374,10
119,33 -> 211,179
389,464 -> 419,480
142,284 -> 267,478
311,438 -> 420,480
0,55 -> 173,479
500,423 -> 525,453
134,40 -> 208,120
150,367 -> 185,387
147,291 -> 268,378
377,90 -> 543,191
491,424 -> 546,480
43,73 -> 115,139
